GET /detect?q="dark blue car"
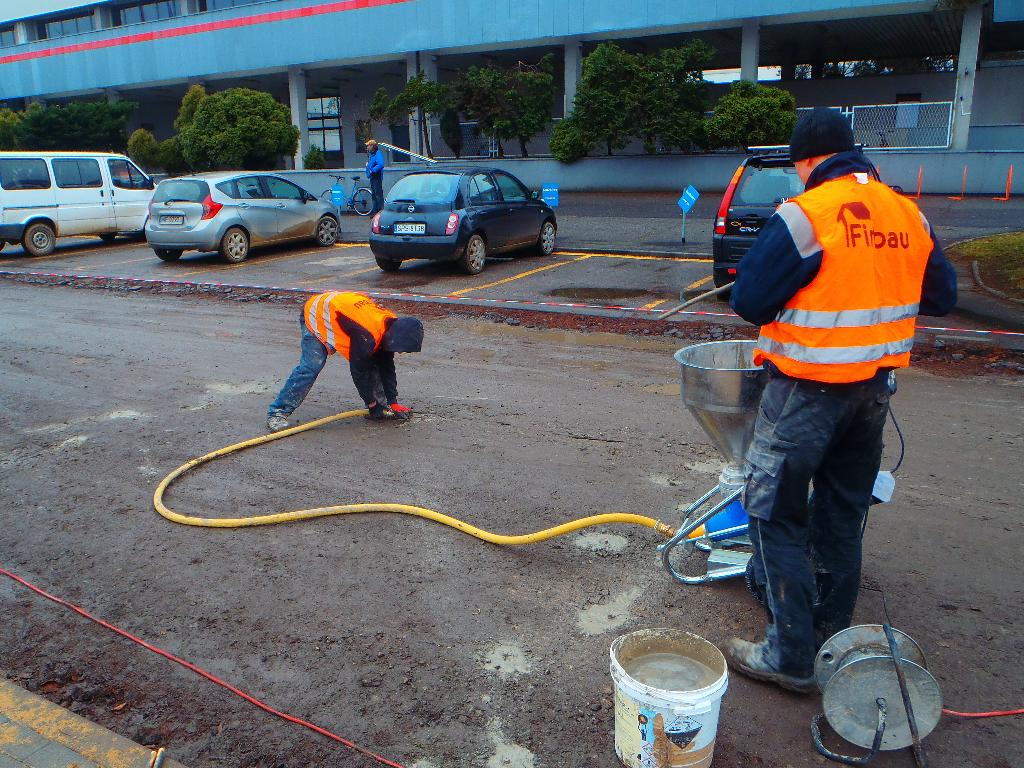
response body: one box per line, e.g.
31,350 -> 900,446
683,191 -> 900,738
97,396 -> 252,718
369,167 -> 557,275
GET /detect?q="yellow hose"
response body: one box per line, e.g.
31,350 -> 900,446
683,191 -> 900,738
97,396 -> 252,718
154,408 -> 677,544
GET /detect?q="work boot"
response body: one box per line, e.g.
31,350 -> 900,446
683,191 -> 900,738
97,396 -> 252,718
266,414 -> 290,433
722,638 -> 817,694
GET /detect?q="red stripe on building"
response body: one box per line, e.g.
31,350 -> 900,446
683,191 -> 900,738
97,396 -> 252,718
0,0 -> 411,65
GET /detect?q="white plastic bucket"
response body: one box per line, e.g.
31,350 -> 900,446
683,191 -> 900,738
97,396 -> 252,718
610,629 -> 729,768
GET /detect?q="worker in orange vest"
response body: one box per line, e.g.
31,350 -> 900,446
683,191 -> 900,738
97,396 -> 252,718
266,291 -> 424,432
723,108 -> 956,693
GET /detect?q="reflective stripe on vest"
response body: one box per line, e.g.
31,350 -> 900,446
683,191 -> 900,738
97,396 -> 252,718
303,291 -> 395,359
753,175 -> 933,384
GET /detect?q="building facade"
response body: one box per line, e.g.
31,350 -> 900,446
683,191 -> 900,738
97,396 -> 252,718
1,0 -> 1022,168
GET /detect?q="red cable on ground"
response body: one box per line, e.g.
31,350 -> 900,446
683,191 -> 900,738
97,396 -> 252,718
0,566 -> 407,768
943,708 -> 1024,719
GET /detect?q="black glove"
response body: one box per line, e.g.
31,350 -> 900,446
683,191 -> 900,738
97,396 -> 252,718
366,402 -> 396,420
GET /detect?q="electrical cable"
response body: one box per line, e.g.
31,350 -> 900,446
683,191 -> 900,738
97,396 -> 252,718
0,566 -> 408,768
889,406 -> 906,473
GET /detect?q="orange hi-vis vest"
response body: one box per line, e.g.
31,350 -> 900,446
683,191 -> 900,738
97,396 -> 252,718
303,291 -> 396,360
754,174 -> 933,383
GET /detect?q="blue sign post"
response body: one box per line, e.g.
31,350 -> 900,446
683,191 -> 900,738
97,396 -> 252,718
541,183 -> 559,207
677,185 -> 700,243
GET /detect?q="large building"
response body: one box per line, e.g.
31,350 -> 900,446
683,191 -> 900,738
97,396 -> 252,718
1,0 -> 1022,169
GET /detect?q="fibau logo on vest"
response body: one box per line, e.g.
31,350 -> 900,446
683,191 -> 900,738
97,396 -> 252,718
837,202 -> 912,250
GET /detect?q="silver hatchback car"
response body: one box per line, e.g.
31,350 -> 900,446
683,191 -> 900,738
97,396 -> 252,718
146,172 -> 340,262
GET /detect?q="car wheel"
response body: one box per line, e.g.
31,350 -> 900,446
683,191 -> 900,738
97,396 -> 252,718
154,248 -> 183,262
99,233 -> 118,243
22,222 -> 56,257
460,233 -> 487,275
315,216 -> 339,247
533,220 -> 556,256
219,227 -> 250,263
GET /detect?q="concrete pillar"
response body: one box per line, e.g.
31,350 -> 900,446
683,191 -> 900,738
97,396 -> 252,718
93,6 -> 113,30
740,19 -> 760,82
951,3 -> 983,150
563,40 -> 583,117
13,21 -> 32,44
341,89 -> 359,168
405,52 -> 437,156
288,67 -> 310,170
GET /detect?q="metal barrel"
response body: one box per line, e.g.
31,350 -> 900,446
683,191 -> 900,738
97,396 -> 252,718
673,340 -> 768,468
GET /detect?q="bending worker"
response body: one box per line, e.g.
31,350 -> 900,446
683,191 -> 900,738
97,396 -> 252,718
267,291 -> 423,432
723,108 -> 957,693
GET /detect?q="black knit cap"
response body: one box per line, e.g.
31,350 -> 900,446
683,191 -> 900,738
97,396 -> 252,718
381,317 -> 423,353
789,107 -> 855,162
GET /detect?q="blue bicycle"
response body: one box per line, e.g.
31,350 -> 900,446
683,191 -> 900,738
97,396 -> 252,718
321,173 -> 373,216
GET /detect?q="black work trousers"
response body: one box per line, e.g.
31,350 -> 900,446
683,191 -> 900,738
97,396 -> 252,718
743,370 -> 890,676
369,173 -> 384,215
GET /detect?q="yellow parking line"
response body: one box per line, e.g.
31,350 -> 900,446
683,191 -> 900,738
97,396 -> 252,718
302,266 -> 379,286
175,246 -> 332,278
686,275 -> 713,291
74,255 -> 153,270
0,243 -> 136,267
450,255 -> 591,297
556,250 -> 712,263
641,297 -> 670,310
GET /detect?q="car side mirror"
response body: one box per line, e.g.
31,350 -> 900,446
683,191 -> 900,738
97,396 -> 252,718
145,178 -> 155,190
532,190 -> 539,199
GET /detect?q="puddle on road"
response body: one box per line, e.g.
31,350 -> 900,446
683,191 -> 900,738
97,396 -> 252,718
546,287 -> 646,303
642,382 -> 680,396
204,381 -> 271,396
482,643 -> 532,678
486,719 -> 536,768
578,586 -> 645,636
574,531 -> 628,554
105,410 -> 146,420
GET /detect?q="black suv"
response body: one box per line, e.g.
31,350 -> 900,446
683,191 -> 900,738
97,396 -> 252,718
711,147 -> 882,287
712,148 -> 805,287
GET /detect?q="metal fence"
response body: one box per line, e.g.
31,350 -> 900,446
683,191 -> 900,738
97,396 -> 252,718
798,102 -> 953,149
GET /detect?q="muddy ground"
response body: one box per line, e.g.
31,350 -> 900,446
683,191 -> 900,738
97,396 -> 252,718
1,282 -> 1022,768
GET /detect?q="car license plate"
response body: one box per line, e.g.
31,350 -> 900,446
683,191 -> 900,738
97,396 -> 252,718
160,215 -> 184,225
394,222 -> 425,235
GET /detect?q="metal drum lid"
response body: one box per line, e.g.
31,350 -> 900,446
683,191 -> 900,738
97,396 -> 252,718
822,656 -> 943,750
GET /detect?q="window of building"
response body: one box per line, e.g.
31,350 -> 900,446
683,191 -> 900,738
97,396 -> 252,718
0,26 -> 16,48
38,13 -> 94,41
0,159 -> 51,191
53,159 -> 103,189
307,96 -> 343,161
113,1 -> 179,26
199,0 -> 264,11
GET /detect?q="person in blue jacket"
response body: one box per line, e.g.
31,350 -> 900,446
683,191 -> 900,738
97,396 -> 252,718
365,139 -> 385,215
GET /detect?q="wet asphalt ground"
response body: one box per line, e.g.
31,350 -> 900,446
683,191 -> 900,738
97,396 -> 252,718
0,193 -> 1021,344
1,284 -> 1022,768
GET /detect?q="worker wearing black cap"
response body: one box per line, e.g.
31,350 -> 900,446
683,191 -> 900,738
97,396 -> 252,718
267,291 -> 424,432
722,108 -> 957,692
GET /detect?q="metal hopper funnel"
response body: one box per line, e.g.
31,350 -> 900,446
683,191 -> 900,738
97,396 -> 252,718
674,341 -> 768,484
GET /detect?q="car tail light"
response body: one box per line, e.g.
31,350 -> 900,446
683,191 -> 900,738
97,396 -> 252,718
371,213 -> 381,234
200,194 -> 223,220
445,212 -> 459,236
727,268 -> 737,275
714,164 -> 744,235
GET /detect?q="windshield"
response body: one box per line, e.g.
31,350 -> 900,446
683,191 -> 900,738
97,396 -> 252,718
387,173 -> 459,203
154,179 -> 211,203
734,166 -> 804,205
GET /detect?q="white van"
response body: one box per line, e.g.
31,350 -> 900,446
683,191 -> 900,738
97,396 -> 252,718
0,152 -> 156,257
